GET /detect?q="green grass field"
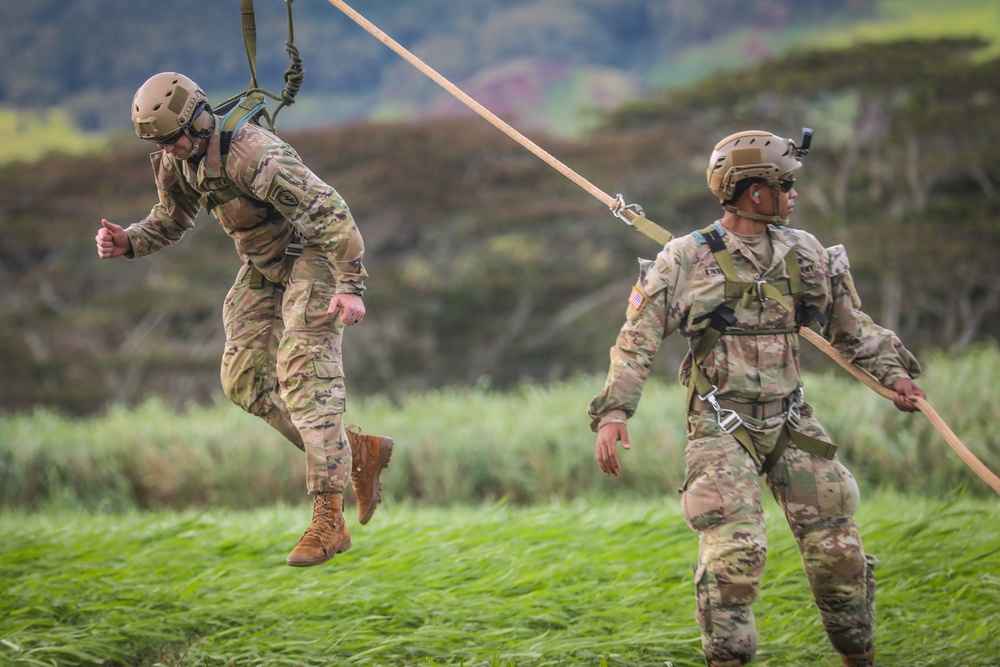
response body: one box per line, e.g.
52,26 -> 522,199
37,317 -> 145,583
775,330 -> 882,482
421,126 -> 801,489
1,493 -> 997,666
2,347 -> 998,665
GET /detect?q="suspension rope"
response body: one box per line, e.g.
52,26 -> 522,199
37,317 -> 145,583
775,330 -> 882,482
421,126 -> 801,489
800,328 -> 1000,494
324,0 -> 668,243
217,0 -> 304,131
325,0 -> 998,495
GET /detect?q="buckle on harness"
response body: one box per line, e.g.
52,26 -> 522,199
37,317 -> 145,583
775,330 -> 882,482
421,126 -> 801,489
698,385 -> 744,434
285,230 -> 305,257
787,387 -> 805,428
756,280 -> 768,301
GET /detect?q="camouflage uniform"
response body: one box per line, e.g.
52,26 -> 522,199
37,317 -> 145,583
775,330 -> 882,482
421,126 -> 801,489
124,118 -> 367,495
588,223 -> 920,664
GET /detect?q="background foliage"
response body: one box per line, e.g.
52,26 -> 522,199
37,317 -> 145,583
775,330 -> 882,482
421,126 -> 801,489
3,345 -> 998,510
1,34 -> 998,414
0,0 -> 887,136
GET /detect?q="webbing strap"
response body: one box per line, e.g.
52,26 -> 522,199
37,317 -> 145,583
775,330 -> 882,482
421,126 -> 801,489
685,224 -> 811,469
220,93 -> 267,161
760,423 -> 837,475
216,0 -> 303,131
629,215 -> 674,247
241,0 -> 259,90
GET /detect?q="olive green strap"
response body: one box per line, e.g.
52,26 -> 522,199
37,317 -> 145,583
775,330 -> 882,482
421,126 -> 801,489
241,0 -> 259,90
760,423 -> 837,475
628,215 -> 674,247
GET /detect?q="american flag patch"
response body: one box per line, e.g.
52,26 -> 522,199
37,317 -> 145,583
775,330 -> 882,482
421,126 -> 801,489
628,285 -> 645,310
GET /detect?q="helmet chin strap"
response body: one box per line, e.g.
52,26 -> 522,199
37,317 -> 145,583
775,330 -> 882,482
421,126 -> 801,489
183,110 -> 217,160
723,206 -> 788,225
722,183 -> 788,224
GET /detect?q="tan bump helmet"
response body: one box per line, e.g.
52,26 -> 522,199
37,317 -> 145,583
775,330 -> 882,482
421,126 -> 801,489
131,72 -> 209,142
706,130 -> 802,202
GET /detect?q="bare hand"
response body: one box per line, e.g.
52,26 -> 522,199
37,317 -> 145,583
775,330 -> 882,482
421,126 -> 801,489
327,293 -> 366,326
95,219 -> 132,259
595,422 -> 631,477
891,378 -> 925,413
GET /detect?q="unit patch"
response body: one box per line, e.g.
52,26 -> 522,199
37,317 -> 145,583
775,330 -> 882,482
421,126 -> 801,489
268,181 -> 301,208
276,188 -> 299,207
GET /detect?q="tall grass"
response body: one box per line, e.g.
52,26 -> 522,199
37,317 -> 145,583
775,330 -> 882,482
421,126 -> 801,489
1,345 -> 998,511
0,492 -> 997,666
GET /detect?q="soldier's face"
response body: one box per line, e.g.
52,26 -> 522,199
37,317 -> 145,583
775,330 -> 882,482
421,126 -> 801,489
159,133 -> 195,159
778,172 -> 797,218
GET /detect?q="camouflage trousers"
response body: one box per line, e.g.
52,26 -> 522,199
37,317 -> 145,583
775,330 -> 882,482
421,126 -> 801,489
680,403 -> 877,665
219,247 -> 351,495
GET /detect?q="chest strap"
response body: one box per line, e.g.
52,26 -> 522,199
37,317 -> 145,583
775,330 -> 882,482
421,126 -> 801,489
199,92 -> 269,213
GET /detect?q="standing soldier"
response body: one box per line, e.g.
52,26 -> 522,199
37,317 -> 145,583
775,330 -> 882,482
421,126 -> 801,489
588,129 -> 925,666
96,72 -> 393,567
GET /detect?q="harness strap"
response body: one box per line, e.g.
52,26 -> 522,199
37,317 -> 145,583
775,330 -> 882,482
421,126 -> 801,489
199,98 -> 267,214
760,424 -> 838,475
241,0 -> 259,90
686,223 -> 837,472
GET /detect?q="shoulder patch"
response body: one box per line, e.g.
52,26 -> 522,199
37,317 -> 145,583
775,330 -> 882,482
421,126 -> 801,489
825,244 -> 851,276
628,284 -> 646,311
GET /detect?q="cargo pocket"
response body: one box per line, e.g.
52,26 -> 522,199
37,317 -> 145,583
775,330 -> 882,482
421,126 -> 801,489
312,360 -> 347,414
314,359 -> 343,379
681,469 -> 725,532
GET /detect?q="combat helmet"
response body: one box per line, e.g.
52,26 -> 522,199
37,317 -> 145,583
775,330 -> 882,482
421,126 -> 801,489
706,129 -> 812,223
131,72 -> 214,144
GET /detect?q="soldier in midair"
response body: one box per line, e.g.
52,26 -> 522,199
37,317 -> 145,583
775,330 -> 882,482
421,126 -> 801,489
96,72 -> 392,567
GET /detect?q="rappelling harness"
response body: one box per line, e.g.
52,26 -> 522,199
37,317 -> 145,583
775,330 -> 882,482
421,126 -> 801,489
198,0 -> 303,215
685,222 -> 837,475
199,0 -> 307,288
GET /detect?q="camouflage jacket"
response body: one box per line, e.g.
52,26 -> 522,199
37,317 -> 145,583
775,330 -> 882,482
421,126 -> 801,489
588,222 -> 921,430
124,117 -> 367,294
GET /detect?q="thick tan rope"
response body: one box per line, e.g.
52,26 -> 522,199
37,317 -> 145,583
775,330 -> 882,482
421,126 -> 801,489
326,0 -> 623,214
801,328 -> 1000,494
326,0 -> 999,496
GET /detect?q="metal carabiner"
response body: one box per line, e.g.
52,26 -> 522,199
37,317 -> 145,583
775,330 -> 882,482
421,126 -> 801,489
786,386 -> 805,428
613,193 -> 645,225
699,385 -> 744,434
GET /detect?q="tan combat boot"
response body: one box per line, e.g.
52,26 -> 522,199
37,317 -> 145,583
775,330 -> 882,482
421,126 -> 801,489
347,424 -> 394,525
286,492 -> 351,567
841,648 -> 875,667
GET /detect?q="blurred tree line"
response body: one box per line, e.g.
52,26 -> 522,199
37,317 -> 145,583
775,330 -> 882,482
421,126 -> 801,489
1,36 -> 996,415
0,0 -> 875,131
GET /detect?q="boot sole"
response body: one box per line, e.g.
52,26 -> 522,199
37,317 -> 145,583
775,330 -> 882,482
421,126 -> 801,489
359,437 -> 393,525
286,537 -> 352,567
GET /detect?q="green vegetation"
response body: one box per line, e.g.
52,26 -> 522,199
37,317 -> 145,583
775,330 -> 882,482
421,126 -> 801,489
0,107 -> 107,167
1,494 -> 997,666
3,345 -> 998,514
4,34 -> 999,415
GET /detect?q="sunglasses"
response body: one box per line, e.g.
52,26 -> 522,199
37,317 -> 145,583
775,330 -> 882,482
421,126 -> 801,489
778,177 -> 796,193
154,128 -> 186,147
